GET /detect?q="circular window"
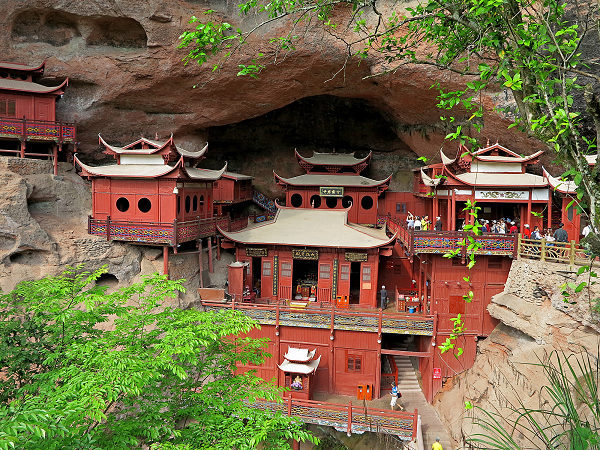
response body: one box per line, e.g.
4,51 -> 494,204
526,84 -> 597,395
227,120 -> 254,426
193,195 -> 198,211
361,195 -> 374,210
342,195 -> 353,208
291,193 -> 303,208
116,197 -> 129,212
138,197 -> 151,213
326,197 -> 338,208
185,195 -> 191,213
310,195 -> 322,208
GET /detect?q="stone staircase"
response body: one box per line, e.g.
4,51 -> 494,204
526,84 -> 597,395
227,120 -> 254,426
394,355 -> 454,449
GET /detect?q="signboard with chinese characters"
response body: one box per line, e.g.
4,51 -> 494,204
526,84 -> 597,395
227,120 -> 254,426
433,368 -> 441,379
272,255 -> 279,296
475,190 -> 528,200
320,186 -> 344,197
345,252 -> 368,262
292,249 -> 319,260
245,247 -> 267,257
332,259 -> 339,299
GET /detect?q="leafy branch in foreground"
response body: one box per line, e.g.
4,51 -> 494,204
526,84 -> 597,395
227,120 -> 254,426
0,267 -> 316,450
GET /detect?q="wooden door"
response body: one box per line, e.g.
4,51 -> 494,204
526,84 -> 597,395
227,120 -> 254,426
34,98 -> 54,121
279,259 -> 293,300
317,261 -> 332,302
360,263 -> 375,307
338,262 -> 351,300
261,258 -> 273,300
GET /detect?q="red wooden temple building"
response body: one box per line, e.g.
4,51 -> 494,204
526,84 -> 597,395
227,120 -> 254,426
0,61 -> 76,174
76,134 -> 237,274
200,143 -> 582,415
212,170 -> 253,217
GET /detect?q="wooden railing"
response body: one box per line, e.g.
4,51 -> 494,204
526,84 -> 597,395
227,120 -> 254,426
201,299 -> 436,336
88,215 -> 248,246
251,397 -> 417,439
379,216 -> 517,258
0,117 -> 76,143
517,236 -> 591,266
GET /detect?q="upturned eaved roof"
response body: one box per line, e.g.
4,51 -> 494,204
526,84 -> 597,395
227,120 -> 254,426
100,134 -> 208,159
274,172 -> 391,188
278,356 -> 321,374
473,143 -> 521,157
0,77 -> 67,95
474,150 -> 543,163
295,149 -> 372,167
74,154 -> 226,181
218,206 -> 396,249
440,149 -> 457,165
0,61 -> 45,73
284,347 -> 316,363
223,171 -> 253,181
454,172 -> 547,187
542,167 -> 576,194
421,169 -> 442,187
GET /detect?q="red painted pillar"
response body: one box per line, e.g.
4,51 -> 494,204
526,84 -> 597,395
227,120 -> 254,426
20,140 -> 25,158
198,239 -> 204,288
547,194 -> 552,230
228,261 -> 245,301
52,144 -> 59,176
163,246 -> 169,278
208,237 -> 214,273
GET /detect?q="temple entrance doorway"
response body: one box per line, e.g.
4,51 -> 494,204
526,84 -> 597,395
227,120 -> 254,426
251,257 -> 262,295
350,261 -> 361,304
456,201 -> 521,229
293,259 -> 318,299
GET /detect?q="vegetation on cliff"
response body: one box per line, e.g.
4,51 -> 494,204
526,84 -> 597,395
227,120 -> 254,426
0,267 -> 315,449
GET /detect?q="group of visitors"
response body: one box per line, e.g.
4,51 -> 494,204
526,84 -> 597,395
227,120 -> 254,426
406,213 -> 443,231
479,218 -> 519,234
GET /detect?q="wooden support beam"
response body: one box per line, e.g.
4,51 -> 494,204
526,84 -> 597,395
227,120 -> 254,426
163,246 -> 169,278
216,235 -> 221,260
20,141 -> 25,159
208,236 -> 214,273
53,144 -> 59,176
198,239 -> 204,288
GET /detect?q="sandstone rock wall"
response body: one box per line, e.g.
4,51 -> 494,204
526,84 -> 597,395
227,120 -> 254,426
434,258 -> 600,447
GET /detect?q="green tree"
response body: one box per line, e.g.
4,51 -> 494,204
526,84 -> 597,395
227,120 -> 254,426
0,267 -> 316,449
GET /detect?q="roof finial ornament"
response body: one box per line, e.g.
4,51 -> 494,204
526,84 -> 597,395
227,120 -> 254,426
486,138 -> 490,146
155,132 -> 159,140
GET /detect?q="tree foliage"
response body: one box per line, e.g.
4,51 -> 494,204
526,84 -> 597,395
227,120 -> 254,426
0,267 -> 316,449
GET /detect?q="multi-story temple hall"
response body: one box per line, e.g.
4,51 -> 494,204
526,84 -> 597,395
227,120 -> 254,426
0,61 -> 76,174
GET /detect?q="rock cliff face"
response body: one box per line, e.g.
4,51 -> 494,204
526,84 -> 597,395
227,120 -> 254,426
0,0 -> 543,191
433,258 -> 600,447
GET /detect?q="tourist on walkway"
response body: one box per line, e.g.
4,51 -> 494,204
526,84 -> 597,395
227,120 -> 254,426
380,285 -> 388,310
422,216 -> 430,230
523,224 -> 531,238
414,216 -> 422,231
509,221 -> 518,234
407,213 -> 415,230
434,216 -> 442,231
390,383 -> 400,409
531,226 -> 542,240
554,223 -> 569,243
432,437 -> 443,450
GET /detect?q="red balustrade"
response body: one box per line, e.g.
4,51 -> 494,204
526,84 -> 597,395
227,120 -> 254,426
0,116 -> 76,143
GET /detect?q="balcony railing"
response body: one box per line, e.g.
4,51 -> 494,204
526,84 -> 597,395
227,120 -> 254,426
88,215 -> 248,246
381,216 -> 517,258
518,236 -> 592,266
0,117 -> 76,143
200,299 -> 436,336
251,397 -> 417,439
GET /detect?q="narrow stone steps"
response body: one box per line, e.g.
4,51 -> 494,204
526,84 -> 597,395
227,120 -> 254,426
394,355 -> 421,392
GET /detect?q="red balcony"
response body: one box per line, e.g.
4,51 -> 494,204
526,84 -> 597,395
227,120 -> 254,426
88,215 -> 249,246
0,116 -> 76,143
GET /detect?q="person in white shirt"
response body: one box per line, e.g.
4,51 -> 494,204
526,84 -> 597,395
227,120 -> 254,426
414,216 -> 422,231
582,224 -> 592,237
406,213 -> 415,229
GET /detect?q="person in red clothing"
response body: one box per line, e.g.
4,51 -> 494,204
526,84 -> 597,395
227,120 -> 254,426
509,221 -> 518,234
523,224 -> 531,238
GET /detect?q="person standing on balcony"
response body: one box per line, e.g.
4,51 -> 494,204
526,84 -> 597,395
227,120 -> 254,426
531,226 -> 542,240
509,221 -> 518,234
406,213 -> 415,229
554,223 -> 569,243
414,216 -> 422,231
434,216 -> 442,231
380,285 -> 388,310
523,224 -> 531,238
422,216 -> 430,230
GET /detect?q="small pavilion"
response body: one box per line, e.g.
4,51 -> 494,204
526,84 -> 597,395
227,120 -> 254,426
0,61 -> 76,174
278,347 -> 321,400
76,134 -> 227,274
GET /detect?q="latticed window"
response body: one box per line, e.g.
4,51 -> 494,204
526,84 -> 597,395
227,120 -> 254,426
319,264 -> 330,279
362,265 -> 371,281
281,262 -> 292,277
262,261 -> 271,277
0,99 -> 16,117
340,264 -> 350,281
346,354 -> 362,372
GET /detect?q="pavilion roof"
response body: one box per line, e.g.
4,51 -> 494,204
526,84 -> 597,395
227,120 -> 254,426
223,171 -> 253,181
278,356 -> 321,374
274,172 -> 391,188
473,143 -> 521,157
74,154 -> 226,181
283,347 -> 316,363
542,167 -> 576,194
473,150 -> 543,163
295,149 -> 372,167
100,134 -> 208,159
0,61 -> 45,73
0,77 -> 67,95
218,206 -> 396,248
453,172 -> 547,187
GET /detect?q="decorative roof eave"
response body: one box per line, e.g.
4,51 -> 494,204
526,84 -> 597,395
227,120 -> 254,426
440,149 -> 456,166
273,171 -> 392,189
473,143 -> 521,157
295,149 -> 372,168
222,171 -> 253,181
0,77 -> 68,95
474,149 -> 544,164
278,355 -> 322,375
177,142 -> 208,159
283,347 -> 317,363
0,61 -> 45,73
421,169 -> 442,187
585,154 -> 597,166
542,167 -> 577,194
183,162 -> 228,181
74,154 -> 182,179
